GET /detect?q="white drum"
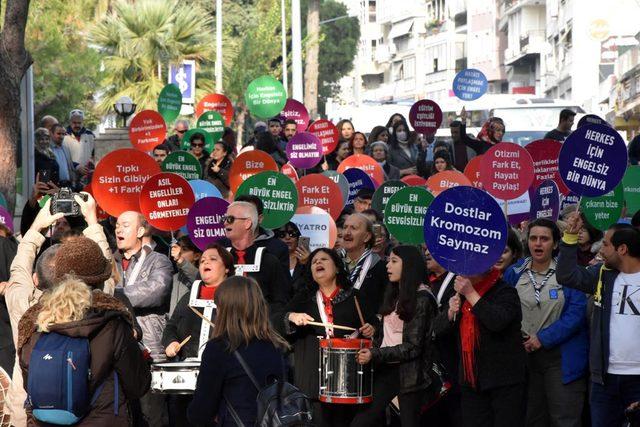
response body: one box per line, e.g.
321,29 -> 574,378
150,362 -> 200,394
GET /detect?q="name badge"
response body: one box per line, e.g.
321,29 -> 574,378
549,289 -> 558,300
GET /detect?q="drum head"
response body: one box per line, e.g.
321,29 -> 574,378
318,338 -> 372,349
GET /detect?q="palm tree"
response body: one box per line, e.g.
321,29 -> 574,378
91,0 -> 216,113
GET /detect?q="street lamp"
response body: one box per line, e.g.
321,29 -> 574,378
113,96 -> 136,127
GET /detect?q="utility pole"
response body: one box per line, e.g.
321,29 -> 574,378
215,0 -> 223,93
291,0 -> 303,101
281,0 -> 288,93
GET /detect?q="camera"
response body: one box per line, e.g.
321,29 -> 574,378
50,188 -> 87,216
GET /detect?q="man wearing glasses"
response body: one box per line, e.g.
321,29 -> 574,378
166,119 -> 190,152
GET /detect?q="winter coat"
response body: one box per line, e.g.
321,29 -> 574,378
205,156 -> 232,199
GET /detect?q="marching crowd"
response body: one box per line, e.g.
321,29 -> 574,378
0,108 -> 639,427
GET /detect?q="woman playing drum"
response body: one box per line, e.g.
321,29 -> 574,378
283,248 -> 376,427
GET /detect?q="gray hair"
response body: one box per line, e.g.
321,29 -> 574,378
175,119 -> 190,129
36,244 -> 61,290
39,115 -> 58,128
349,213 -> 375,249
229,201 -> 259,234
69,109 -> 84,120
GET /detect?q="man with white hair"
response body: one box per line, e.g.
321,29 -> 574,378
63,109 -> 95,187
166,119 -> 190,152
224,201 -> 290,316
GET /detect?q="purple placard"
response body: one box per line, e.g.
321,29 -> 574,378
186,197 -> 229,251
530,179 -> 560,222
279,98 -> 310,133
0,206 -> 13,233
558,124 -> 628,197
286,132 -> 323,169
343,168 -> 375,205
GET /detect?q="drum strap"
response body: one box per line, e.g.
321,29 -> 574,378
123,247 -> 147,287
316,291 -> 334,338
188,280 -> 216,359
228,246 -> 264,276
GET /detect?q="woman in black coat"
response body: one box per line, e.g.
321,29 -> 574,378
282,248 -> 376,427
205,141 -> 233,199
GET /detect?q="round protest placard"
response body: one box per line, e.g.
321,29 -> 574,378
384,186 -> 434,244
236,171 -> 298,229
286,132 -> 323,169
480,142 -> 534,200
578,114 -> 609,128
372,180 -> 407,214
281,162 -> 299,183
129,110 -> 167,152
561,192 -> 580,212
343,168 -> 376,205
195,93 -> 234,125
530,180 -> 560,222
92,149 -> 160,217
291,206 -> 337,250
189,179 -> 222,201
463,155 -> 484,189
186,197 -> 229,250
337,154 -> 384,187
622,166 -> 640,216
426,170 -> 472,196
245,75 -> 287,119
296,174 -> 343,221
322,170 -> 349,206
0,193 -> 6,209
525,139 -> 569,195
424,186 -> 508,276
196,111 -> 225,143
139,173 -> 195,231
580,183 -> 624,230
157,84 -> 182,124
401,174 -> 427,187
308,119 -> 339,155
279,98 -> 309,133
161,151 -> 202,181
0,206 -> 14,233
409,99 -> 443,135
181,128 -> 214,152
494,192 -> 532,226
558,124 -> 628,197
82,184 -> 109,222
229,150 -> 279,194
452,69 -> 488,101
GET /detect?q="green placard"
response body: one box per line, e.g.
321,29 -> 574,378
196,111 -> 225,143
236,171 -> 298,229
181,128 -> 215,153
0,192 -> 6,209
372,180 -> 407,215
384,186 -> 434,244
157,84 -> 182,124
244,75 -> 287,119
161,151 -> 202,181
622,165 -> 640,216
581,183 -> 624,231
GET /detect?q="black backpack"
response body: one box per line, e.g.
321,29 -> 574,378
225,350 -> 313,427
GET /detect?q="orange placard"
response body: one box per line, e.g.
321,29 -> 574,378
195,93 -> 234,126
139,172 -> 195,231
91,149 -> 161,217
337,154 -> 384,188
401,174 -> 427,187
463,155 -> 484,189
229,150 -> 279,194
128,110 -> 167,152
281,162 -> 299,183
426,170 -> 473,196
295,174 -> 344,221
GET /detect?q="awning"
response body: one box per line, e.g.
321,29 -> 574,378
388,20 -> 414,39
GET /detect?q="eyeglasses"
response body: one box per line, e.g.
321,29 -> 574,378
276,230 -> 300,239
221,215 -> 250,224
175,129 -> 187,134
191,142 -> 204,147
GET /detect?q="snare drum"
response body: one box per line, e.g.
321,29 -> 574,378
150,362 -> 200,394
318,338 -> 373,404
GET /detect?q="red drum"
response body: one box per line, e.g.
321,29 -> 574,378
318,338 -> 373,404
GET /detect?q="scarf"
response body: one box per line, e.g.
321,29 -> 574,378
348,249 -> 372,284
460,268 -> 501,389
476,119 -> 504,144
35,139 -> 54,159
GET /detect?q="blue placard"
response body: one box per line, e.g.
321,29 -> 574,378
424,186 -> 507,276
577,114 -> 609,128
452,69 -> 488,101
558,124 -> 628,198
343,168 -> 375,206
530,179 -> 560,222
189,179 -> 223,201
169,60 -> 196,104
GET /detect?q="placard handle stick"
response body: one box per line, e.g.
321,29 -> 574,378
503,200 -> 509,218
354,296 -> 365,327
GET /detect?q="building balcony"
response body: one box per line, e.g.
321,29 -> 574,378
505,29 -> 546,65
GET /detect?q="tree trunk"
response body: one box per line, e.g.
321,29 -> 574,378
0,0 -> 33,214
304,0 -> 320,119
235,105 -> 247,153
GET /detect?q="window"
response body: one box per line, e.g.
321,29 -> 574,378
404,57 -> 415,79
368,0 -> 376,23
433,58 -> 439,72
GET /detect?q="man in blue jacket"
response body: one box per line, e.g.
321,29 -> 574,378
557,213 -> 640,426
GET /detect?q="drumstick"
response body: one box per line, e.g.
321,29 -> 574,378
176,335 -> 191,351
189,305 -> 215,328
354,296 -> 365,327
307,321 -> 357,332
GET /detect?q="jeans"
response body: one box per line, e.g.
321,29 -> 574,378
590,374 -> 640,427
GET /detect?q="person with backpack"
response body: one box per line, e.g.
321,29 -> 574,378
16,237 -> 150,426
188,276 -> 301,426
351,245 -> 437,427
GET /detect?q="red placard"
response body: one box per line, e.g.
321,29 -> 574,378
409,99 -> 443,135
426,170 -> 472,196
524,139 -> 570,195
463,155 -> 484,189
229,150 -> 279,194
128,110 -> 167,152
308,119 -> 340,155
279,98 -> 310,133
92,149 -> 161,217
83,184 -> 110,221
480,142 -> 535,200
139,173 -> 195,231
401,174 -> 427,187
281,162 -> 299,183
295,174 -> 344,221
195,93 -> 234,126
337,154 -> 384,188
